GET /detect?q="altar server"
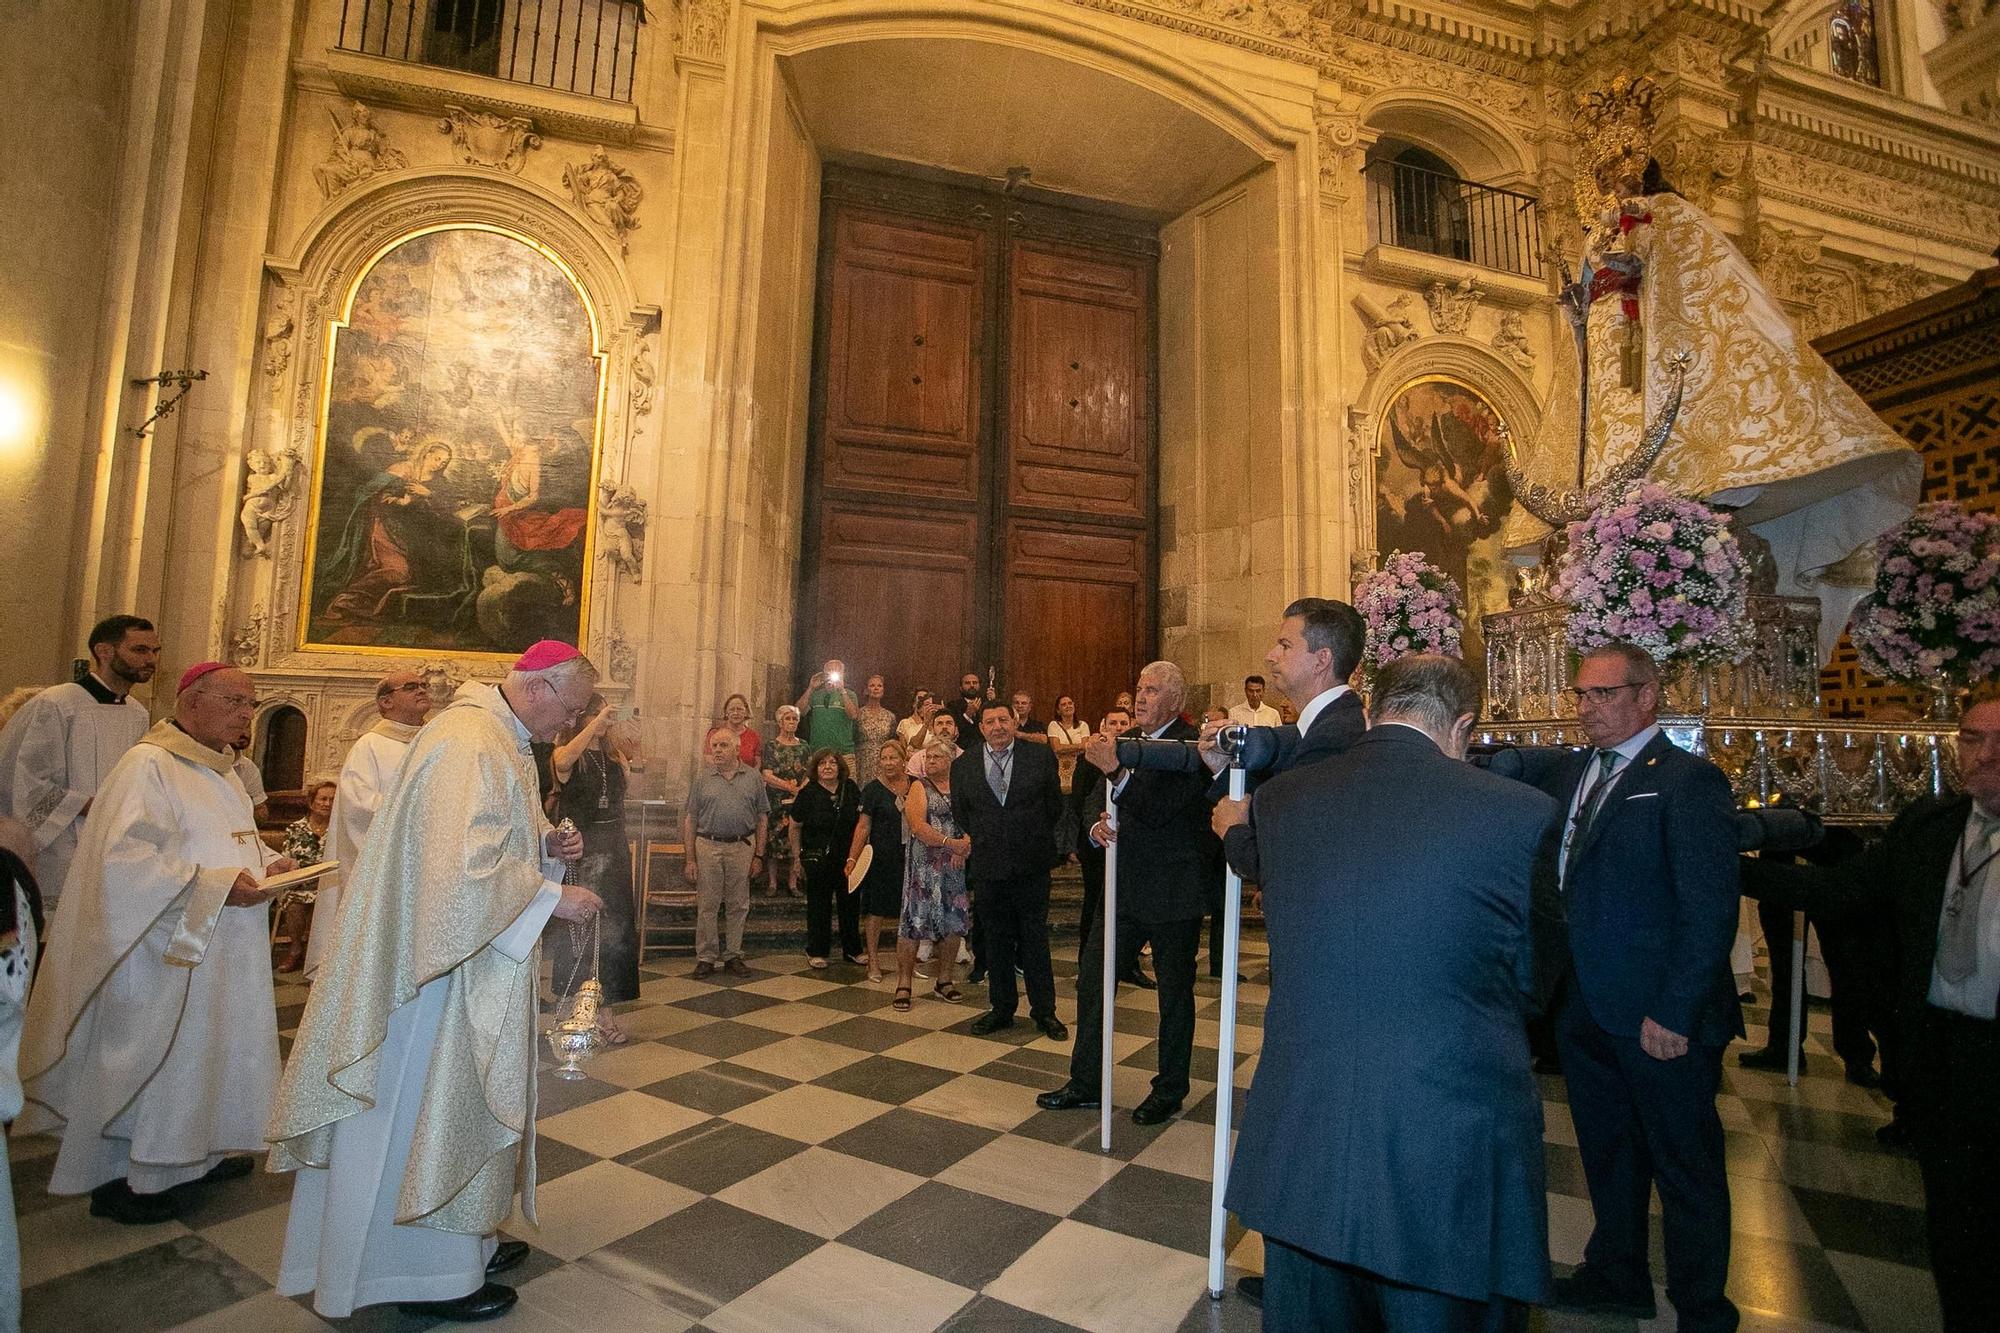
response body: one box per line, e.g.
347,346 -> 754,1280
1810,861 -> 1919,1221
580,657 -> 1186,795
0,615 -> 159,907
268,641 -> 604,1323
18,662 -> 287,1224
304,670 -> 431,974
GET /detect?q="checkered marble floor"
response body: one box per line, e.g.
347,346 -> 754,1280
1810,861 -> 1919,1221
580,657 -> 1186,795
14,931 -> 1940,1333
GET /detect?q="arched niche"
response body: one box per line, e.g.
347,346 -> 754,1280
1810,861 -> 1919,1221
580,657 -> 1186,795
1359,93 -> 1537,189
253,170 -> 660,678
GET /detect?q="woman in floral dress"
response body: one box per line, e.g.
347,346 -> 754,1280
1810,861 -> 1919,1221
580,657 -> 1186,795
893,740 -> 971,1011
759,704 -> 809,896
853,674 -> 896,786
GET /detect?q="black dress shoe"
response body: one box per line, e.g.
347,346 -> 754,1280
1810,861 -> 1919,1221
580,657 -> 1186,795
1549,1267 -> 1656,1319
1737,1046 -> 1799,1073
398,1282 -> 518,1322
1236,1275 -> 1263,1306
88,1180 -> 180,1226
1037,1017 -> 1069,1042
1845,1062 -> 1882,1089
200,1155 -> 256,1184
1036,1083 -> 1101,1111
1119,969 -> 1157,990
967,965 -> 988,985
1131,1093 -> 1182,1126
486,1240 -> 530,1275
969,1011 -> 1015,1035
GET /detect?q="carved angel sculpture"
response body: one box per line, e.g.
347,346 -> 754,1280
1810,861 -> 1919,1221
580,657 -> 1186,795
1355,291 -> 1421,372
597,483 -> 647,580
313,102 -> 406,200
240,447 -> 300,558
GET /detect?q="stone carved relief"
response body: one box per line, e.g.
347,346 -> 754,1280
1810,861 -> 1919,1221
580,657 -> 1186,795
1491,311 -> 1536,372
262,294 -> 295,380
1346,407 -> 1376,558
1333,40 -> 1536,120
1859,261 -> 1945,320
607,628 -> 636,686
437,106 -> 541,173
1751,145 -> 2000,250
1316,107 -> 1362,198
597,483 -> 647,581
563,146 -> 643,255
1755,226 -> 1858,340
630,335 -> 656,416
239,447 -> 302,558
231,613 -> 266,668
1063,0 -> 1327,54
1652,129 -> 1744,209
674,0 -> 729,61
1425,275 -> 1485,335
416,661 -> 465,706
1355,292 -> 1421,372
314,102 -> 407,200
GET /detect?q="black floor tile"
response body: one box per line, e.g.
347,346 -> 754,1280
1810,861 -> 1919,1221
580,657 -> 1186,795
534,1070 -> 625,1116
625,1118 -> 809,1194
1073,1163 -> 1213,1255
8,1150 -> 63,1217
801,986 -> 900,1014
1742,1101 -> 1890,1155
813,1054 -> 963,1105
22,1235 -> 267,1333
1009,1107 -> 1156,1159
942,1015 -> 1043,1046
166,1159 -> 295,1229
1177,1286 -> 1265,1333
992,1047 -> 1074,1079
1790,1185 -> 1932,1268
975,1060 -> 1069,1092
822,1107 -> 1000,1177
937,1295 -> 1087,1331
533,1133 -> 602,1185
672,988 -> 782,1019
1182,1087 -> 1247,1128
1544,1141 -> 1592,1200
641,1061 -> 795,1114
597,1198 -> 822,1318
658,1019 -> 789,1060
810,1014 -> 930,1053
841,1180 -> 1061,1288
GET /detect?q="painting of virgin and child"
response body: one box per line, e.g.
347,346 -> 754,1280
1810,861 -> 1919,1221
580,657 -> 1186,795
302,226 -> 605,656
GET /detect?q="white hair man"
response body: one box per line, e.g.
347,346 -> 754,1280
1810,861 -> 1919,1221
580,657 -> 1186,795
269,641 -> 605,1322
303,669 -> 433,974
20,662 -> 290,1224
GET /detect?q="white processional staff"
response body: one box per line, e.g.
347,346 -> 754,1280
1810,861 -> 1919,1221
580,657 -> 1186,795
1206,763 -> 1248,1300
1099,788 -> 1119,1154
1786,909 -> 1806,1088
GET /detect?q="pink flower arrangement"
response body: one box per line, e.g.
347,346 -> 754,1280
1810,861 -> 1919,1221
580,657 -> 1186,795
1355,550 -> 1464,677
1553,480 -> 1752,666
1848,501 -> 2000,687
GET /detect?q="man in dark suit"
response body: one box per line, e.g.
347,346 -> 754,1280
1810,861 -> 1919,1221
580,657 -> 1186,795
1739,687 -> 2000,1331
1534,643 -> 1742,1332
1206,597 -> 1367,884
951,700 -> 1067,1040
1074,706 -> 1152,988
1228,654 -> 1554,1330
1039,661 -> 1214,1124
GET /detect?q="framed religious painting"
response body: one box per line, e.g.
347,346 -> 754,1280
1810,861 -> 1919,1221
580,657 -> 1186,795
1373,375 -> 1515,666
298,225 -> 607,658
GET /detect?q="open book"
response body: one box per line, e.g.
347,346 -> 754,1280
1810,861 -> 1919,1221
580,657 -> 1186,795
261,860 -> 338,893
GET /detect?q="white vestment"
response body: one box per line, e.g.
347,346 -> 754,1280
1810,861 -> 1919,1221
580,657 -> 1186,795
18,725 -> 278,1195
305,722 -> 418,975
271,683 -> 561,1316
0,681 -> 148,906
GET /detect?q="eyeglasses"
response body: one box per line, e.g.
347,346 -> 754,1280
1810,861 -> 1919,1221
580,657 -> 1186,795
1569,683 -> 1642,704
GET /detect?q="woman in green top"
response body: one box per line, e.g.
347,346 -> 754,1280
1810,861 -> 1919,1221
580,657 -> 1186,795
795,659 -> 858,774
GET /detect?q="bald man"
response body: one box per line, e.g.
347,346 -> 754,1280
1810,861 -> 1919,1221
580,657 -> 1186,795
305,670 -> 431,975
19,663 -> 290,1224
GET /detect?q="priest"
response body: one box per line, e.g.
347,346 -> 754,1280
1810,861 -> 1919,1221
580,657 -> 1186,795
304,669 -> 431,975
18,661 -> 288,1224
0,615 -> 159,906
268,641 -> 606,1323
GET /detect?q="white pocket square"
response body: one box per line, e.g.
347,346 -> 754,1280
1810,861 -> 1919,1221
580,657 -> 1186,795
1623,792 -> 1661,802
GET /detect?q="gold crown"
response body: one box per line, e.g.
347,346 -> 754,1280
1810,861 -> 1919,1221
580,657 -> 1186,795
1572,75 -> 1659,223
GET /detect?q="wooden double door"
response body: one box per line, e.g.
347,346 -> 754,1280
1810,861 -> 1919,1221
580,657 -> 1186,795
797,167 -> 1158,721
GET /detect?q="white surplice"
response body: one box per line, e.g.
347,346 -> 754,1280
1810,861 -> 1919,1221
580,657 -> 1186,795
18,728 -> 278,1195
0,681 -> 148,906
304,724 -> 416,976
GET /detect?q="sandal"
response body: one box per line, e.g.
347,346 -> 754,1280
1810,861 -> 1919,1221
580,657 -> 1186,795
892,987 -> 913,1012
932,982 -> 963,1003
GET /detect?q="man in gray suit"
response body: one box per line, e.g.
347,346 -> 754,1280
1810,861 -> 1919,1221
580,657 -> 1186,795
1226,655 -> 1556,1331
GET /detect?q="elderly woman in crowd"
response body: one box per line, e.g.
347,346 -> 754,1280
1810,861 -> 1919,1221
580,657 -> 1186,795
275,777 -> 336,972
719,692 -> 761,768
790,748 -> 863,968
854,674 -> 896,786
547,695 -> 642,1042
895,739 -> 971,1010
845,739 -> 910,982
760,704 -> 809,896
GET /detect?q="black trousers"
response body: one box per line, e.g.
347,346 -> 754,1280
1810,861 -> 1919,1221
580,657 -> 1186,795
803,855 -> 860,960
1263,1239 -> 1527,1333
1911,1008 -> 2000,1332
1555,988 -> 1738,1333
974,869 -> 1057,1022
1070,914 -> 1201,1102
1755,900 -> 1885,1072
